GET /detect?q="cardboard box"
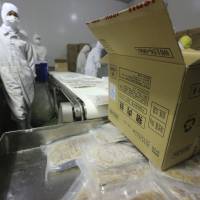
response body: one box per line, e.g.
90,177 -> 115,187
87,0 -> 200,170
55,59 -> 68,72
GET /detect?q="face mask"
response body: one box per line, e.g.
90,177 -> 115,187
5,15 -> 19,30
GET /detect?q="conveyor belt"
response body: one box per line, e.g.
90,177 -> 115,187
49,72 -> 108,122
49,73 -> 85,121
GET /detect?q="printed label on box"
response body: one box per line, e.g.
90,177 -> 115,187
135,47 -> 174,58
119,68 -> 151,89
150,102 -> 169,124
119,92 -> 147,115
149,116 -> 166,137
119,100 -> 146,129
119,80 -> 150,106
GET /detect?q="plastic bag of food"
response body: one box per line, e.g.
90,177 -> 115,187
151,154 -> 200,187
127,182 -> 168,200
91,123 -> 127,144
61,173 -> 97,200
99,162 -> 150,194
45,133 -> 94,174
77,160 -> 150,197
155,175 -> 200,200
81,142 -> 146,170
45,122 -> 126,174
103,176 -> 169,200
77,142 -> 149,195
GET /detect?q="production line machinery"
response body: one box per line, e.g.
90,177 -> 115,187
49,72 -> 109,123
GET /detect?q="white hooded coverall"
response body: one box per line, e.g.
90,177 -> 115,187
76,45 -> 90,74
85,42 -> 103,77
0,3 -> 35,126
32,33 -> 47,63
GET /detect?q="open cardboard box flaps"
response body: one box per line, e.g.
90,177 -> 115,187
87,0 -> 200,170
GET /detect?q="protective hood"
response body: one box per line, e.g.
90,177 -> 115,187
33,33 -> 41,45
81,45 -> 90,53
1,2 -> 18,23
95,41 -> 103,50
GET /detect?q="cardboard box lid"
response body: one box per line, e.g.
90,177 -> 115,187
87,0 -> 183,65
87,0 -> 200,67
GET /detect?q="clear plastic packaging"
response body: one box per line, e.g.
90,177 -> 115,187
99,162 -> 150,194
151,154 -> 200,187
44,123 -> 128,182
61,173 -> 97,200
45,133 -> 94,174
44,122 -> 200,199
45,123 -> 128,175
91,123 -> 127,145
82,142 -> 146,170
77,142 -> 149,196
154,175 -> 200,200
103,177 -> 169,200
127,181 -> 168,200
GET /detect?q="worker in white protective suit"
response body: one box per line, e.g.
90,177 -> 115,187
85,41 -> 103,77
76,45 -> 90,74
32,33 -> 47,63
0,2 -> 35,129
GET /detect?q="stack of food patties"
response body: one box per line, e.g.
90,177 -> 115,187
45,123 -> 200,200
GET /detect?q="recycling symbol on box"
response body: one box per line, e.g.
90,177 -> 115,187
184,118 -> 196,133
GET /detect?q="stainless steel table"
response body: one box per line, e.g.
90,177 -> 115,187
0,119 -> 107,200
